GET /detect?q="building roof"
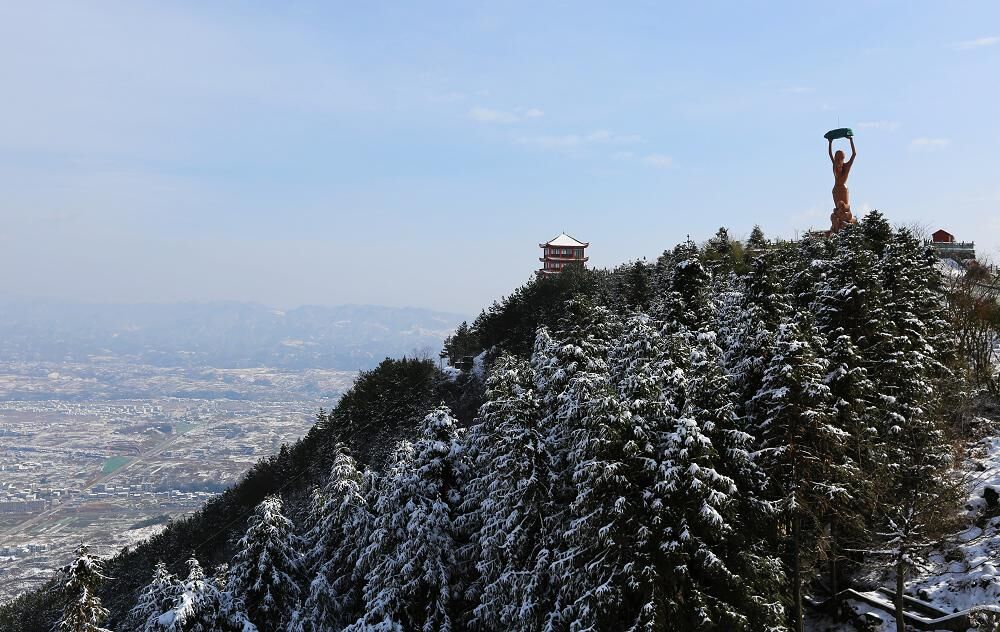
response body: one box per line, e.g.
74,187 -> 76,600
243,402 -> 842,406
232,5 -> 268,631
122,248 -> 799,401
540,232 -> 589,248
932,229 -> 955,242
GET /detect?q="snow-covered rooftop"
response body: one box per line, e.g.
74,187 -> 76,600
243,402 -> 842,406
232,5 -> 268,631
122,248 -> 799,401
541,232 -> 589,248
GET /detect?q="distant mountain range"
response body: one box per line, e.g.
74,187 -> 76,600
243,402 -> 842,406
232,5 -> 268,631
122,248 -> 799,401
0,301 -> 466,370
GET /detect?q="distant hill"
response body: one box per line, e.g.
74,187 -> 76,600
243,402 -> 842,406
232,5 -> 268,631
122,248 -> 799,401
0,301 -> 465,370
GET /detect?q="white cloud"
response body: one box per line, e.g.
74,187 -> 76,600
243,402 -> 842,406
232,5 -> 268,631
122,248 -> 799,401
516,129 -> 642,149
857,121 -> 900,131
516,134 -> 582,148
585,130 -> 643,144
468,106 -> 544,124
782,86 -> 813,94
469,107 -> 520,123
643,154 -> 674,169
909,137 -> 950,151
955,36 -> 999,49
427,91 -> 467,103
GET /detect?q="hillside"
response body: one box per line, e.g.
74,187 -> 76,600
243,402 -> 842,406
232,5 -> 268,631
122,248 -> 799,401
3,214 -> 999,632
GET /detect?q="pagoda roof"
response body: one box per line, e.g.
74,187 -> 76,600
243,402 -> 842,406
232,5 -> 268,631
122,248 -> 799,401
540,232 -> 589,248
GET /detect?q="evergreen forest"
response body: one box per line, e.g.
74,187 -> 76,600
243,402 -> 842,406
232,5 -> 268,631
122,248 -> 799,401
5,212 -> 999,632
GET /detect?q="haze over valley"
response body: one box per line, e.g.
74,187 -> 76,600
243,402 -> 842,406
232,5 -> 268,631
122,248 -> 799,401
0,302 -> 462,601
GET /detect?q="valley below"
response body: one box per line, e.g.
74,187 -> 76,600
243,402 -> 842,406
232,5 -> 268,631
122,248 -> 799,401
0,360 -> 357,601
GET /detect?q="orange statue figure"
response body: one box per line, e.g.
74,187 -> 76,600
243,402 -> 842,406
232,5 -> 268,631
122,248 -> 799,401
828,135 -> 857,232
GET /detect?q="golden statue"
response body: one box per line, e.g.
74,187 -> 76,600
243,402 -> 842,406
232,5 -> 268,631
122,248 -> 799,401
825,129 -> 857,232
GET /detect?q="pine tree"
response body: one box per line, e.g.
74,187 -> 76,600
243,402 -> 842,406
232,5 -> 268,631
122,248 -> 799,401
863,229 -> 959,623
533,299 -> 627,629
209,568 -> 255,632
303,445 -> 371,631
658,240 -> 714,332
875,227 -> 954,498
548,346 -> 634,630
56,544 -> 111,632
706,226 -> 736,274
719,252 -> 789,413
858,209 -> 893,256
538,299 -> 619,569
746,225 -> 768,252
128,561 -> 182,631
657,328 -> 785,631
350,406 -> 466,632
152,556 -> 233,632
808,225 -> 887,602
607,312 -> 677,630
228,496 -> 304,632
812,225 -> 883,456
753,319 -> 852,632
621,260 -> 654,310
463,353 -> 551,630
350,443 -> 414,632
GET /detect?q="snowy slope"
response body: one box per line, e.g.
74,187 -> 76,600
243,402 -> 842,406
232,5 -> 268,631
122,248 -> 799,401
911,431 -> 1000,613
809,421 -> 1000,630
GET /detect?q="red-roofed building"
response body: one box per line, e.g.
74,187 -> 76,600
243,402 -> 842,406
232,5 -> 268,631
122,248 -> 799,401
929,228 -> 976,261
932,229 -> 955,243
539,233 -> 589,274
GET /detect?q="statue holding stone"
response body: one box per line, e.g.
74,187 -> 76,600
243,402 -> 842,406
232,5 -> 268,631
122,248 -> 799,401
825,127 -> 857,232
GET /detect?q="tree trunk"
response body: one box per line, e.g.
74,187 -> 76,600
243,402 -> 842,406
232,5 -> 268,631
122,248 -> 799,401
895,556 -> 906,632
829,519 -> 839,621
793,515 -> 804,632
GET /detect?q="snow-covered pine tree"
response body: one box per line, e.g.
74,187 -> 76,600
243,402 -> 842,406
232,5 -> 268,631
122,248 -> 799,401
56,544 -> 111,632
532,298 -> 630,630
753,318 -> 852,632
301,484 -> 327,575
811,225 -> 883,447
619,260 -> 654,311
285,605 -> 306,632
303,444 -> 371,631
861,227 -> 959,619
875,226 -> 954,499
462,353 -> 552,631
349,406 -> 466,632
781,236 -> 833,313
208,565 -> 255,632
746,224 -> 768,253
536,299 -> 619,588
706,226 -> 736,274
809,225 -> 887,599
128,561 -> 182,631
657,327 -> 785,631
606,312 -> 677,630
858,209 -> 894,257
348,442 -> 413,632
227,495 -> 304,632
657,239 -> 714,333
718,252 -> 790,414
530,326 -> 559,404
151,556 -> 234,632
548,345 -> 635,630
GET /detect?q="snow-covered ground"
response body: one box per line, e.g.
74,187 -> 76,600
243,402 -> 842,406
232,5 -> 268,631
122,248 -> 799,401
808,419 -> 1000,631
910,432 -> 1000,613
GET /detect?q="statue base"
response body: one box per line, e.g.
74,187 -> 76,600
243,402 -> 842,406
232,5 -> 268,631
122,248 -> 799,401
830,205 -> 857,234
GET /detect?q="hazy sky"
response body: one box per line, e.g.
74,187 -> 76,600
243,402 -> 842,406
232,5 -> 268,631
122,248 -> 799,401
1,2 -> 998,314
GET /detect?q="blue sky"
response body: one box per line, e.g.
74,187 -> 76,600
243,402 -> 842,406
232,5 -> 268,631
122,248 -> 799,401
1,1 -> 997,314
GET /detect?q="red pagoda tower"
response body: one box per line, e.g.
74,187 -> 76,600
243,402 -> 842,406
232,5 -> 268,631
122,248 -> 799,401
539,232 -> 589,274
